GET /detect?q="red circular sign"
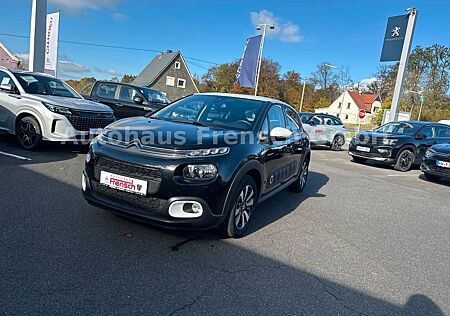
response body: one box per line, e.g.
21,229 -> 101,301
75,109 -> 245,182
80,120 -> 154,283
359,109 -> 366,119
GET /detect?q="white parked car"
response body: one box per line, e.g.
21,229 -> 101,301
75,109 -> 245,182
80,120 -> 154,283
438,120 -> 450,125
299,112 -> 346,151
0,67 -> 115,150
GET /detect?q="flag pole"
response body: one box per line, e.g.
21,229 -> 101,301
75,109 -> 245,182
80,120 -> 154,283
254,23 -> 274,96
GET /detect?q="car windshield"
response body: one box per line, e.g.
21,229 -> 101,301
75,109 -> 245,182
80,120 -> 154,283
139,87 -> 171,104
14,73 -> 81,99
151,95 -> 264,131
374,122 -> 419,134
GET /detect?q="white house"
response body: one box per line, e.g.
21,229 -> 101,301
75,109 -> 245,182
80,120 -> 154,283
315,91 -> 382,125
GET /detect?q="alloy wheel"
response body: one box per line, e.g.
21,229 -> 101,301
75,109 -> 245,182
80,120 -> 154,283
234,185 -> 254,229
299,160 -> 309,190
399,151 -> 413,171
332,135 -> 343,150
18,121 -> 38,148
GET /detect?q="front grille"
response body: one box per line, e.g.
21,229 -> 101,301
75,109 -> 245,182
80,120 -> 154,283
95,157 -> 162,181
96,184 -> 166,212
66,111 -> 115,131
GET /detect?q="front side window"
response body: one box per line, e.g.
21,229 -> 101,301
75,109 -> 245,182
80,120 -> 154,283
310,115 -> 322,126
286,107 -> 302,132
14,73 -> 81,98
139,88 -> 171,104
420,126 -> 435,138
267,105 -> 286,130
152,95 -> 264,131
119,86 -> 141,103
0,71 -> 16,92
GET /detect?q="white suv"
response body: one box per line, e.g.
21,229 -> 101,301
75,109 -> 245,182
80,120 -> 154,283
0,67 -> 114,150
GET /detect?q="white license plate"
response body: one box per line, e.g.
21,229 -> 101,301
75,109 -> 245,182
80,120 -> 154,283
100,171 -> 147,195
356,146 -> 370,152
89,128 -> 103,136
436,160 -> 450,168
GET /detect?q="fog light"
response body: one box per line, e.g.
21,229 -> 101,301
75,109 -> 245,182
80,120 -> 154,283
85,151 -> 91,163
81,173 -> 87,191
169,201 -> 203,218
378,148 -> 390,154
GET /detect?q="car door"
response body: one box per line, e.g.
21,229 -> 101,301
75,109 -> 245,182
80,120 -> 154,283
416,125 -> 437,160
261,104 -> 291,193
93,82 -> 120,116
117,85 -> 150,118
0,70 -> 19,132
285,106 -> 307,176
307,115 -> 325,143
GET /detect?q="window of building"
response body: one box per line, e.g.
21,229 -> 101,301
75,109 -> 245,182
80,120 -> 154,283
345,114 -> 349,120
347,103 -> 351,109
174,62 -> 181,70
177,78 -> 186,89
338,102 -> 342,108
166,76 -> 175,87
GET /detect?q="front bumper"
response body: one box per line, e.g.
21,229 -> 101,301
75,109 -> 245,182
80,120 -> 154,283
348,142 -> 396,164
420,158 -> 450,179
82,170 -> 224,229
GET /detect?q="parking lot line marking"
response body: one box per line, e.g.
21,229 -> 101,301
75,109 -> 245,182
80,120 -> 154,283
0,151 -> 32,161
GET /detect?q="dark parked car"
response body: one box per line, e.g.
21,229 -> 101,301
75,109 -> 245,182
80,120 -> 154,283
81,81 -> 171,119
82,93 -> 311,237
421,144 -> 450,181
348,121 -> 450,171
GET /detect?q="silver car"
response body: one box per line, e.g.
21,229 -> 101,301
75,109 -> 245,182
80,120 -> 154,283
299,112 -> 346,151
0,67 -> 114,150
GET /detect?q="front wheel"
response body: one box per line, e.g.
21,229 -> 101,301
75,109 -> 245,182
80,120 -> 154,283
220,175 -> 257,238
330,135 -> 344,151
16,116 -> 42,150
394,149 -> 415,172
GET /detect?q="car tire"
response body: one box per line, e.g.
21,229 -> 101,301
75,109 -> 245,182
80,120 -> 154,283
424,172 -> 441,182
289,157 -> 309,193
330,134 -> 344,151
220,175 -> 257,238
16,116 -> 42,150
352,156 -> 367,164
394,148 -> 415,172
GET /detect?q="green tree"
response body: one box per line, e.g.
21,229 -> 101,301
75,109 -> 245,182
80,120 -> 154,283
121,74 -> 137,83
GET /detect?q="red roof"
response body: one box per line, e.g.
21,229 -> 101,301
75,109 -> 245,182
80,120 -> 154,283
347,91 -> 379,112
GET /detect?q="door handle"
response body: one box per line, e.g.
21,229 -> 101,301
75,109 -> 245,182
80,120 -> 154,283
115,103 -> 123,107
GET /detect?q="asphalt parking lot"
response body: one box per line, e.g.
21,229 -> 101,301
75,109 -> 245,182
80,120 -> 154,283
1,136 -> 449,315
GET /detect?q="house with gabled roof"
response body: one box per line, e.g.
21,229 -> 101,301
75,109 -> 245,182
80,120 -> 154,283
0,42 -> 21,69
315,91 -> 382,124
133,50 -> 199,101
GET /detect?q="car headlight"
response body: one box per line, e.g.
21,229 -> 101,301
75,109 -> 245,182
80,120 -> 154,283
382,138 -> 397,145
183,164 -> 217,180
186,147 -> 229,157
425,149 -> 434,158
42,102 -> 73,115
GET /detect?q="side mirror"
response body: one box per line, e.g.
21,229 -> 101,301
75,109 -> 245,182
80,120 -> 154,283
0,84 -> 16,93
270,127 -> 292,141
133,95 -> 144,104
308,121 -> 316,126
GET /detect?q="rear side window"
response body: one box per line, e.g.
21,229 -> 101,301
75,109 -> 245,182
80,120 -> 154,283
332,118 -> 343,125
119,86 -> 141,103
322,116 -> 334,126
310,115 -> 323,125
285,107 -> 302,132
96,83 -> 117,99
420,126 -> 435,138
267,105 -> 286,129
436,126 -> 450,138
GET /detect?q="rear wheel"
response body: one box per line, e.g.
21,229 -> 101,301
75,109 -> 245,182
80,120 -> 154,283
352,156 -> 367,164
330,134 -> 344,151
394,149 -> 415,172
289,157 -> 309,193
220,175 -> 257,238
16,116 -> 42,150
424,172 -> 441,182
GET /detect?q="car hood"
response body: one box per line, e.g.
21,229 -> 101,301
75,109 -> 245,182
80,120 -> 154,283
431,143 -> 450,154
23,94 -> 113,113
102,117 -> 252,150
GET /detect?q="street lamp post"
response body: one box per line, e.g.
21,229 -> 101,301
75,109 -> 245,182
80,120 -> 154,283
254,23 -> 274,96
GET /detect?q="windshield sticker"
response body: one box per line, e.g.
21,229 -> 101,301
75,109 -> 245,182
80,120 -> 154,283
1,77 -> 11,85
20,76 -> 38,83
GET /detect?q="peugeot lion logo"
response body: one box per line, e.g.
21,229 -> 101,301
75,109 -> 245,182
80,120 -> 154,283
137,184 -> 142,191
391,26 -> 400,37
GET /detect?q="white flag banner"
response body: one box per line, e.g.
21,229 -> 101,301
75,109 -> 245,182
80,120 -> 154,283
44,12 -> 60,77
